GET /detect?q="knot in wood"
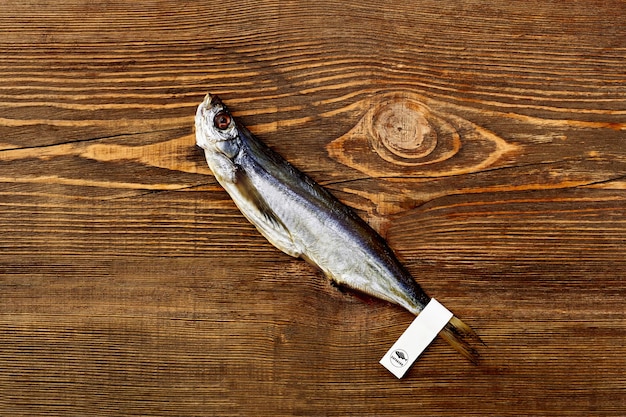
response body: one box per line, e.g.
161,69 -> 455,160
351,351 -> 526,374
326,92 -> 516,177
370,99 -> 437,159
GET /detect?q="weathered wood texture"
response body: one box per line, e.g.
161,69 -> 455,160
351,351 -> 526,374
1,1 -> 625,416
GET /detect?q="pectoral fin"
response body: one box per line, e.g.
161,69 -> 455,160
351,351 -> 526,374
233,168 -> 302,258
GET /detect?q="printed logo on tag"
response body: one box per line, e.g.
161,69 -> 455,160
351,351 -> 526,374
379,298 -> 453,378
390,349 -> 409,368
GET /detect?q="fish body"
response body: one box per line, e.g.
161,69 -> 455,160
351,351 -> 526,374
195,94 -> 481,362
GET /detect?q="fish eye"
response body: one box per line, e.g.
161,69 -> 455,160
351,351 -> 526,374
213,111 -> 232,130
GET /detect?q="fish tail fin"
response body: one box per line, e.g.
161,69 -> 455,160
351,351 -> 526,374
439,315 -> 485,364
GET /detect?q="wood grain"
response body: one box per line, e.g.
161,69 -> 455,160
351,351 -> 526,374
1,1 -> 625,416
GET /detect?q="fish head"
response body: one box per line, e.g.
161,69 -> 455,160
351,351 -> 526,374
195,93 -> 240,153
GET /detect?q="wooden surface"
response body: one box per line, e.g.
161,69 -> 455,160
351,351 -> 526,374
1,1 -> 625,415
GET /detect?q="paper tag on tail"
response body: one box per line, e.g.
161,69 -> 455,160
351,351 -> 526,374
380,298 -> 453,378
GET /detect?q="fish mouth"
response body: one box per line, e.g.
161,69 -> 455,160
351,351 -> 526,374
201,93 -> 222,109
195,93 -> 229,150
208,94 -> 222,106
197,93 -> 222,121
196,94 -> 216,149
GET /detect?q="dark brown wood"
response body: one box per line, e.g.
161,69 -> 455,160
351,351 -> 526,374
1,1 -> 625,415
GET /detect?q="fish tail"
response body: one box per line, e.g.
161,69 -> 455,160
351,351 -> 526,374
439,315 -> 485,364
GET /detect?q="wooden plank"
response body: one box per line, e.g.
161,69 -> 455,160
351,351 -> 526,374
1,1 -> 625,416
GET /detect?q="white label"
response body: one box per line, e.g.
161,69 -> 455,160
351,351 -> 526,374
379,298 -> 453,378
